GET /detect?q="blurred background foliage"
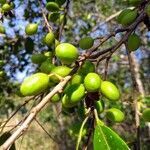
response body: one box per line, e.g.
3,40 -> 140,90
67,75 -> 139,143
0,0 -> 150,149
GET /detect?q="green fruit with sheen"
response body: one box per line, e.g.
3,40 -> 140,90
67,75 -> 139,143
127,33 -> 141,51
2,3 -> 11,12
70,73 -> 84,85
40,60 -> 55,74
100,81 -> 120,101
78,60 -> 95,76
0,25 -> 5,34
25,23 -> 38,35
128,0 -> 141,6
50,66 -> 71,83
20,73 -> 49,96
79,37 -> 94,49
55,43 -> 79,65
45,32 -> 55,47
106,108 -> 125,123
46,2 -> 59,12
84,73 -> 102,92
142,108 -> 150,122
62,84 -> 85,108
51,93 -> 60,103
0,0 -> 6,4
145,4 -> 150,17
31,54 -> 47,64
94,99 -> 104,114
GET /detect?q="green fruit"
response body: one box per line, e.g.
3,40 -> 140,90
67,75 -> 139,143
62,84 -> 85,108
25,23 -> 38,35
118,9 -> 137,26
31,54 -> 47,64
100,81 -> 120,101
70,73 -> 84,85
0,0 -> 6,4
20,73 -> 49,96
84,73 -> 102,92
51,93 -> 60,103
56,0 -> 66,6
55,43 -> 79,65
50,66 -> 71,83
0,71 -> 5,77
40,60 -> 55,74
127,33 -> 141,51
44,51 -> 52,59
55,39 -> 60,47
106,108 -> 125,123
59,14 -> 66,24
78,60 -> 95,76
117,9 -> 132,24
94,100 -> 104,114
45,32 -> 55,47
142,108 -> 150,122
46,2 -> 59,12
48,12 -> 60,22
68,122 -> 87,137
0,25 -> 5,34
128,0 -> 141,6
2,3 -> 11,12
145,4 -> 150,17
79,37 -> 94,49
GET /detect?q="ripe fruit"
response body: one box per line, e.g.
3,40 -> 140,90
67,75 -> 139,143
142,108 -> 150,122
128,0 -> 141,6
20,73 -> 49,96
55,43 -> 79,65
118,9 -> 137,26
84,73 -> 102,92
31,54 -> 47,64
25,23 -> 38,35
0,25 -> 5,34
62,84 -> 85,108
78,60 -> 95,76
50,66 -> 71,83
46,2 -> 59,12
106,108 -> 125,123
100,81 -> 120,101
145,4 -> 150,17
2,3 -> 11,12
94,100 -> 104,114
70,73 -> 84,85
79,37 -> 94,49
45,32 -> 55,47
127,33 -> 141,51
40,60 -> 55,74
51,93 -> 60,103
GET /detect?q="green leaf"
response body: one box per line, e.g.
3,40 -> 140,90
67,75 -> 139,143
93,124 -> 130,150
0,132 -> 16,150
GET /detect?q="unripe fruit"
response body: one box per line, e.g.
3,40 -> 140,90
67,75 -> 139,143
55,43 -> 79,65
127,33 -> 141,51
0,25 -> 5,34
55,39 -> 60,47
31,54 -> 47,64
40,60 -> 55,74
25,23 -> 38,35
142,108 -> 150,122
100,81 -> 120,101
48,12 -> 60,22
2,3 -> 11,12
145,4 -> 150,17
84,73 -> 102,92
0,71 -> 5,77
51,93 -> 60,103
50,66 -> 71,83
79,37 -> 94,49
94,100 -> 104,114
46,2 -> 59,12
118,9 -> 137,26
106,108 -> 125,123
70,73 -> 84,85
45,32 -> 55,47
20,73 -> 49,96
128,0 -> 141,6
44,51 -> 52,59
62,84 -> 85,108
0,0 -> 6,4
78,60 -> 95,76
